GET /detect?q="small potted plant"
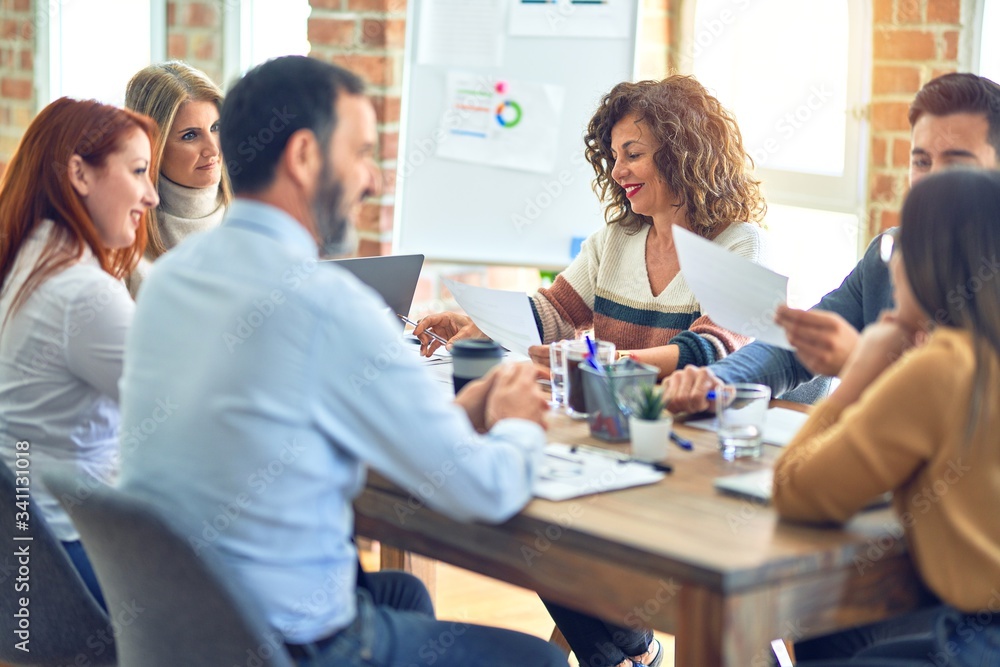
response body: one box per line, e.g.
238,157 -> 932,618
628,384 -> 673,462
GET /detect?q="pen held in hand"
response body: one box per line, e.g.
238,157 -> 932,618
397,314 -> 449,346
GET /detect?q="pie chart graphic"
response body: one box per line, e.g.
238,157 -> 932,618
495,100 -> 523,128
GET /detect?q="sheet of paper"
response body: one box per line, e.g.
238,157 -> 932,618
441,278 -> 541,357
417,0 -> 506,68
535,443 -> 665,501
435,71 -> 565,174
509,0 -> 634,38
673,226 -> 792,350
685,407 -> 810,447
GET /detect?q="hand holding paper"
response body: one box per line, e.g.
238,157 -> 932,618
672,226 -> 792,350
441,278 -> 541,357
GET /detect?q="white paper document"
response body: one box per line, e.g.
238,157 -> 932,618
417,0 -> 506,68
441,278 -> 541,357
535,443 -> 665,501
435,71 -> 565,174
508,0 -> 635,38
686,407 -> 810,447
673,226 -> 792,350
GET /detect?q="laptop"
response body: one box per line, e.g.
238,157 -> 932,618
326,254 -> 425,326
713,468 -> 892,509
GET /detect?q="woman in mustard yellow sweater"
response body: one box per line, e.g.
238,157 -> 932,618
773,168 -> 1000,665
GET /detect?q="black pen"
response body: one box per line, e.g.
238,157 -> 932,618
569,445 -> 673,474
397,314 -> 449,346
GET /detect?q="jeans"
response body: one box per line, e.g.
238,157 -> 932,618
542,598 -> 653,667
794,605 -> 1000,666
61,540 -> 107,611
288,571 -> 568,666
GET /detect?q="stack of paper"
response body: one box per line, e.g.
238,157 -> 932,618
686,407 -> 810,447
534,443 -> 665,501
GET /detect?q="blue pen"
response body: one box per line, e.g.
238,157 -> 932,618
670,431 -> 693,451
583,335 -> 604,374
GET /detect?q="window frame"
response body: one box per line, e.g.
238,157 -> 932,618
675,0 -> 872,216
971,0 -> 999,80
34,0 -> 167,111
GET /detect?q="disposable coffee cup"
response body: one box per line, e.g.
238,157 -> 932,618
451,340 -> 503,393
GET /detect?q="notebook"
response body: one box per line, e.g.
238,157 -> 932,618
327,254 -> 424,326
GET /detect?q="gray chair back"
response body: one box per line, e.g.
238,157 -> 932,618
0,462 -> 115,666
45,470 -> 294,667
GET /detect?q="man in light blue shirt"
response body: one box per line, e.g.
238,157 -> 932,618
118,56 -> 566,666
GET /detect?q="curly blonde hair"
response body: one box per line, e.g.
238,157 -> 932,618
583,76 -> 765,237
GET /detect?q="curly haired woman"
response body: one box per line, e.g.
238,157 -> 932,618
416,75 -> 770,379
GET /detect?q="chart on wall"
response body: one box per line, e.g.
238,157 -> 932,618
435,73 -> 565,174
394,0 -> 640,269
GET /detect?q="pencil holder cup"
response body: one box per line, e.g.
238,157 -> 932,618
580,359 -> 660,442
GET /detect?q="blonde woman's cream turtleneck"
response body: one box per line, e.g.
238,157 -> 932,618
127,176 -> 225,297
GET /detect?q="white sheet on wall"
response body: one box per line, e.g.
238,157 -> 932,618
417,0 -> 507,67
435,71 -> 565,174
509,0 -> 633,38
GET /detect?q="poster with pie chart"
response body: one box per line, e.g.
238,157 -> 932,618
434,71 -> 565,174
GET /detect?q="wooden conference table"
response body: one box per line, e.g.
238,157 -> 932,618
353,407 -> 925,666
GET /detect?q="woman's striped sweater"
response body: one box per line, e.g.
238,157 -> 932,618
531,222 -> 770,369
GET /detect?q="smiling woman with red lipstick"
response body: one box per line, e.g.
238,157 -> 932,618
417,76 -> 770,384
124,61 -> 233,296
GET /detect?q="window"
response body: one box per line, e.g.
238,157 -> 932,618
976,0 -> 1000,83
36,0 -> 166,108
223,0 -> 311,85
677,0 -> 869,308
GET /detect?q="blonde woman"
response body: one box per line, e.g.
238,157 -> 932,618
125,61 -> 232,296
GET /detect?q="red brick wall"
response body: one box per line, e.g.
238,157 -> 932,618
308,0 -> 407,257
0,0 -> 977,247
868,0 -> 964,235
0,0 -> 35,176
166,0 -> 224,87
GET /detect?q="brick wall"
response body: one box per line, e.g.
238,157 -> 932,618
0,0 -> 978,247
868,0 -> 964,235
166,0 -> 224,86
308,0 -> 407,258
0,0 -> 35,176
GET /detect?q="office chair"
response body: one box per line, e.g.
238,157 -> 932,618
0,462 -> 116,666
45,470 -> 294,667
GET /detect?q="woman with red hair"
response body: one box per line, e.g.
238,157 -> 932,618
0,98 -> 159,606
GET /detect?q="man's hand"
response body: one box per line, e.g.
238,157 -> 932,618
775,306 -> 860,377
453,364 -> 503,433
413,312 -> 486,356
662,365 -> 724,414
485,363 -> 549,430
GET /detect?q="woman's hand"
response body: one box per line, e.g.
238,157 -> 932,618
527,344 -> 551,368
413,312 -> 485,356
832,311 -> 924,405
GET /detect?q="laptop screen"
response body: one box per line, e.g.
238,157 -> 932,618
325,254 -> 425,325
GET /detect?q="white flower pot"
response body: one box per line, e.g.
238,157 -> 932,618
629,415 -> 673,462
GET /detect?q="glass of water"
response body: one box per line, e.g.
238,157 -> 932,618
548,341 -> 569,411
716,383 -> 771,460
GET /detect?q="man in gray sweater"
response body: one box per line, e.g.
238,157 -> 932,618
665,72 -> 1000,413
